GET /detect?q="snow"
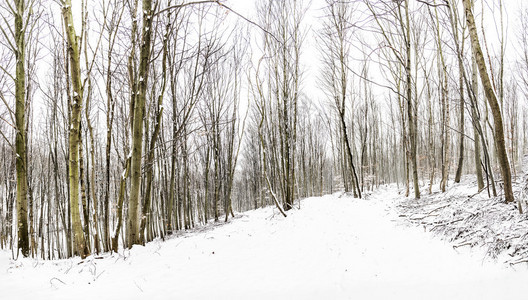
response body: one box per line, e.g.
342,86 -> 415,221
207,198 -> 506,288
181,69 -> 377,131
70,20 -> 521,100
396,177 -> 528,262
2,189 -> 528,299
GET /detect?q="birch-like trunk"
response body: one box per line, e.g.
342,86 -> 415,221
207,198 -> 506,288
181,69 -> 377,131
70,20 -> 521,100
127,0 -> 153,247
462,0 -> 514,203
14,0 -> 30,258
62,0 -> 89,258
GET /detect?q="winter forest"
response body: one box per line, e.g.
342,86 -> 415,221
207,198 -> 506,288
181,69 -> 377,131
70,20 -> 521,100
3,0 -> 528,298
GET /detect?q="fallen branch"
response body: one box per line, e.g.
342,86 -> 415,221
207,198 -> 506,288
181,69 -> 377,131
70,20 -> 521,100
509,259 -> 528,266
410,214 -> 438,221
453,242 -> 473,249
50,277 -> 66,287
95,270 -> 106,281
265,176 -> 287,218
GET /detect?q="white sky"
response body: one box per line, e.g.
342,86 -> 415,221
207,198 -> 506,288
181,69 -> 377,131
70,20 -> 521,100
220,0 -> 526,107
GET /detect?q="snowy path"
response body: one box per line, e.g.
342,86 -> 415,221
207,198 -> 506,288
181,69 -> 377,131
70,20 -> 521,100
3,188 -> 528,299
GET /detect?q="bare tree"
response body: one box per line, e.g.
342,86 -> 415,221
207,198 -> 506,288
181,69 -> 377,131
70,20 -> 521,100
318,0 -> 361,198
256,0 -> 308,211
0,0 -> 33,257
61,0 -> 90,258
462,0 -> 514,204
363,0 -> 420,198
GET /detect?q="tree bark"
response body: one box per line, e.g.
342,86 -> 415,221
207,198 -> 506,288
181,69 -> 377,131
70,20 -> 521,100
127,0 -> 153,247
462,0 -> 514,203
139,7 -> 171,243
453,9 -> 465,184
62,0 -> 90,258
14,0 -> 30,258
403,0 -> 420,199
467,2 -> 484,190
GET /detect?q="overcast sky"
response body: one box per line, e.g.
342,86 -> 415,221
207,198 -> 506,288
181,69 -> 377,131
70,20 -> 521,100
220,0 -> 525,102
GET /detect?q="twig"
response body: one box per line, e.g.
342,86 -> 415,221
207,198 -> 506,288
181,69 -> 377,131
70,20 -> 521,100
95,270 -> 106,281
453,242 -> 473,249
216,1 -> 280,42
64,261 -> 73,274
50,277 -> 66,287
134,280 -> 144,292
431,218 -> 463,231
155,0 -> 219,16
509,259 -> 528,266
410,214 -> 438,221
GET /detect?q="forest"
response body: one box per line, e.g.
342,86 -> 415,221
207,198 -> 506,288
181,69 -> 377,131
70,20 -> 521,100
1,0 -> 527,274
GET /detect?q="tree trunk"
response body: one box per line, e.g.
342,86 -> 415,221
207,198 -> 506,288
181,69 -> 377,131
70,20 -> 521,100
469,3 -> 485,191
62,0 -> 90,258
454,19 -> 465,184
403,0 -> 420,199
14,0 -> 30,257
78,125 -> 90,250
127,0 -> 153,247
340,114 -> 362,199
462,0 -> 514,203
103,63 -> 114,252
139,10 -> 170,242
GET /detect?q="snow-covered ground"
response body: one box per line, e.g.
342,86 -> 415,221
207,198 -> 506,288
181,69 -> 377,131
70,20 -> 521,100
3,188 -> 528,299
